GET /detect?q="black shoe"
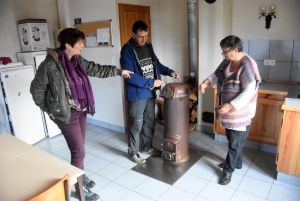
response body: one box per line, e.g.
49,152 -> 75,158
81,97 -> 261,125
75,184 -> 99,201
219,172 -> 232,185
218,162 -> 242,169
141,147 -> 162,156
83,174 -> 96,189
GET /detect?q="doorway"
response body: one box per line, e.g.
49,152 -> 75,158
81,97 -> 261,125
118,3 -> 151,47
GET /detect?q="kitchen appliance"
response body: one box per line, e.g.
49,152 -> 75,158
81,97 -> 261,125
0,62 -> 23,134
0,65 -> 46,144
17,52 -> 61,138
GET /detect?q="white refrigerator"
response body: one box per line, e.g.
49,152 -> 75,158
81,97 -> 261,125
0,65 -> 46,144
0,62 -> 23,134
17,52 -> 61,138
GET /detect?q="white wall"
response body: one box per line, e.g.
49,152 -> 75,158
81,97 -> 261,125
197,0 -> 300,128
0,0 -> 59,62
232,0 -> 300,40
1,0 -> 299,129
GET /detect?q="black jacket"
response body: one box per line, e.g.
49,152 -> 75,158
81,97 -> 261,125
30,48 -> 122,123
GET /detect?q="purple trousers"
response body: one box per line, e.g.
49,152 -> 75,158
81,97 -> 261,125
52,109 -> 87,170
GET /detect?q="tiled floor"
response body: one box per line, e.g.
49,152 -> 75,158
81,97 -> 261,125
34,123 -> 300,201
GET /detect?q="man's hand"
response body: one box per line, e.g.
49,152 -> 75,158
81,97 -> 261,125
122,70 -> 134,78
171,71 -> 181,80
153,79 -> 165,87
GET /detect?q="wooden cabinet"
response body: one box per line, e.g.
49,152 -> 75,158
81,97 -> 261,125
276,103 -> 300,176
213,85 -> 287,145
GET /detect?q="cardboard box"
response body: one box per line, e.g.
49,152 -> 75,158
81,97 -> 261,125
17,19 -> 50,51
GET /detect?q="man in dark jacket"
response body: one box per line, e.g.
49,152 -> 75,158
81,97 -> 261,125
120,20 -> 180,165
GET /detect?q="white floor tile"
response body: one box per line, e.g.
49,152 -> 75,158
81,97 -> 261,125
189,139 -> 215,152
114,170 -> 149,190
187,162 -> 219,180
86,129 -> 102,139
234,161 -> 251,175
210,169 -> 244,189
208,143 -> 228,158
114,155 -> 138,169
237,176 -> 272,198
197,133 -> 216,144
38,123 -> 298,201
198,181 -> 235,201
134,177 -> 171,200
246,164 -> 276,183
231,190 -> 267,201
84,157 -> 111,173
86,143 -> 112,157
268,184 -> 300,201
173,173 -> 208,195
96,182 -> 131,201
86,173 -> 111,192
96,163 -> 128,181
242,149 -> 257,163
98,149 -> 126,163
252,151 -> 277,169
120,191 -> 154,201
193,196 -> 211,201
197,152 -> 223,167
189,130 -> 204,140
157,186 -> 197,201
88,133 -> 112,143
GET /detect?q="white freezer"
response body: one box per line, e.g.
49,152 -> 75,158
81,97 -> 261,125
0,62 -> 24,134
0,66 -> 45,144
16,51 -> 47,73
17,52 -> 61,138
34,54 -> 61,138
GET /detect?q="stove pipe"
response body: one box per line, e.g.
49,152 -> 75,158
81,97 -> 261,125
187,0 -> 198,90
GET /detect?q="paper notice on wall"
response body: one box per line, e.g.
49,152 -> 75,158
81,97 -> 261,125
86,34 -> 97,46
97,28 -> 110,45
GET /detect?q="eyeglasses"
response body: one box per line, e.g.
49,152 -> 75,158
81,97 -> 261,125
221,49 -> 232,55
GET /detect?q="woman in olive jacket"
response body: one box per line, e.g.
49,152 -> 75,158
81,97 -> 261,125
30,28 -> 132,201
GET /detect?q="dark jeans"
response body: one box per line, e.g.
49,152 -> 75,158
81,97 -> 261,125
127,98 -> 155,156
52,109 -> 87,170
224,124 -> 251,174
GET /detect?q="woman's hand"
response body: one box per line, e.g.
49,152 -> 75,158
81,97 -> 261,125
171,71 -> 181,79
218,103 -> 234,114
49,113 -> 55,120
199,79 -> 211,94
122,70 -> 134,78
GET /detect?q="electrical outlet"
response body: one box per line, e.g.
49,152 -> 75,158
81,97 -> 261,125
264,59 -> 276,66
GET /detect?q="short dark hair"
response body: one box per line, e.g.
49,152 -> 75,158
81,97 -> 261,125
57,28 -> 85,49
220,35 -> 243,52
132,20 -> 148,34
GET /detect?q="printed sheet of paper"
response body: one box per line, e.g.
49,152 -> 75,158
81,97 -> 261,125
85,34 -> 97,46
97,28 -> 110,45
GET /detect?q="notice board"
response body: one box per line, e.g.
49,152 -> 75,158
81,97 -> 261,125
74,20 -> 113,47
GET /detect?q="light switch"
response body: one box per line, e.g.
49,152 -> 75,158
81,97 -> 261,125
264,59 -> 276,66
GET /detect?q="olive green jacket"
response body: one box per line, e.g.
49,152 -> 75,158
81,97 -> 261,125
30,48 -> 122,123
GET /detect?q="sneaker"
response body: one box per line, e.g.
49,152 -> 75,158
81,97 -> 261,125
131,154 -> 146,165
141,147 -> 162,156
83,174 -> 95,189
75,185 -> 99,201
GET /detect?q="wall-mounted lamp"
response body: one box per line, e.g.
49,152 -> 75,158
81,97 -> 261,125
259,6 -> 276,29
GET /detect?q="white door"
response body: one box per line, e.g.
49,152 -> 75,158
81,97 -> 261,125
1,66 -> 45,144
34,55 -> 61,137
